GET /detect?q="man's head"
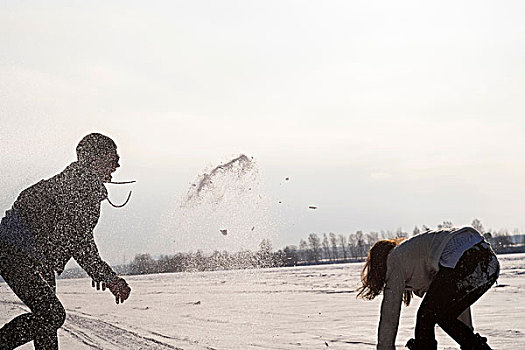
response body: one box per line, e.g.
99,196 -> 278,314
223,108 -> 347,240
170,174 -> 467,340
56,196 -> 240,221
76,133 -> 120,182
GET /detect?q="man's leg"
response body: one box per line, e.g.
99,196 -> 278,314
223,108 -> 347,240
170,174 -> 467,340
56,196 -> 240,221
34,267 -> 60,350
0,256 -> 65,350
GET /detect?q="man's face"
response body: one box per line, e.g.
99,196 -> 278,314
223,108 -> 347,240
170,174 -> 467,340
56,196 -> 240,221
93,148 -> 120,182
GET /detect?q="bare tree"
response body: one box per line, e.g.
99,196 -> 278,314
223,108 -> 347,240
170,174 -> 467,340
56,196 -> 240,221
282,245 -> 299,266
338,234 -> 347,260
329,232 -> 339,261
308,233 -> 321,263
396,227 -> 408,238
299,239 -> 309,262
412,226 -> 421,236
322,233 -> 331,261
381,230 -> 395,239
347,233 -> 357,258
355,230 -> 365,258
257,239 -> 273,268
131,253 -> 156,274
438,221 -> 453,229
366,232 -> 379,246
472,219 -> 484,233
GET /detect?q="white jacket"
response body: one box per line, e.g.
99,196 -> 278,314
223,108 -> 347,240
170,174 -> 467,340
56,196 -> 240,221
377,227 -> 478,350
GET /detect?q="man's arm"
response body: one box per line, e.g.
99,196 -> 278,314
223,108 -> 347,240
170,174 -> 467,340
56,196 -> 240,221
73,230 -> 131,303
72,231 -> 118,283
64,176 -> 131,303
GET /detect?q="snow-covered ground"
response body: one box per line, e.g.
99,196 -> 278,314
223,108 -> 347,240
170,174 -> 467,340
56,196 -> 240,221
1,253 -> 524,349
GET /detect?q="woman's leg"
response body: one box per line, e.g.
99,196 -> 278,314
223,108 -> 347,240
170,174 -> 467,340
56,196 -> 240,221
412,241 -> 499,349
434,287 -> 491,346
0,254 -> 65,350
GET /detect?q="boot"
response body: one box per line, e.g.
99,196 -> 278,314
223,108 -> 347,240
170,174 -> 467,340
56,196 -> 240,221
405,338 -> 437,350
460,333 -> 492,350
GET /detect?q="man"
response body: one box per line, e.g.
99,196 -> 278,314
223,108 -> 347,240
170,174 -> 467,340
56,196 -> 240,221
0,133 -> 131,349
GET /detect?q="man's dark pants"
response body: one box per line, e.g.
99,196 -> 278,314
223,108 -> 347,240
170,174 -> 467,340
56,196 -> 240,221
0,245 -> 65,350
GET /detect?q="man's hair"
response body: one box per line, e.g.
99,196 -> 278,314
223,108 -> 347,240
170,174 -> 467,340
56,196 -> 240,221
76,133 -> 117,164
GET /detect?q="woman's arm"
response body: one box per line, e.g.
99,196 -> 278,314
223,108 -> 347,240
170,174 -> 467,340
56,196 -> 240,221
377,255 -> 406,350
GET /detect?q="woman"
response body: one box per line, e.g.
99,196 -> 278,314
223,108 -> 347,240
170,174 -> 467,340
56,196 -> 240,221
357,227 -> 499,350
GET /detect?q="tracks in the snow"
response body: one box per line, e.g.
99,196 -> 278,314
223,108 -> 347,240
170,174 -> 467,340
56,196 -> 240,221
64,311 -> 218,350
0,298 -> 214,350
63,313 -> 185,350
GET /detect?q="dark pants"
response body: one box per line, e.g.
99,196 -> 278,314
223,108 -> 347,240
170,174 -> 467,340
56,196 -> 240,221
415,241 -> 499,348
0,246 -> 65,350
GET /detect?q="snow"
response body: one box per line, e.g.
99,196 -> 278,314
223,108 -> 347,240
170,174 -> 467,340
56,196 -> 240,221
1,253 -> 524,349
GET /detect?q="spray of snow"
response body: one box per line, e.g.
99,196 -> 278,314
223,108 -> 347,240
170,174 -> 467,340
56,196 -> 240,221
155,155 -> 277,256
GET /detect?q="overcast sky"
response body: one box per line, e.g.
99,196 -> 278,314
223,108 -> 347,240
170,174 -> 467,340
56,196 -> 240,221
1,1 -> 525,264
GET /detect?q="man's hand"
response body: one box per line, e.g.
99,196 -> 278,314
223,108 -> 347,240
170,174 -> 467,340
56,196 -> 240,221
91,278 -> 131,304
107,277 -> 131,304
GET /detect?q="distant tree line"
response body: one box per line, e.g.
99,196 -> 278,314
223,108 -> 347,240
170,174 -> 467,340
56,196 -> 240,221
276,218 -> 525,267
123,239 -> 287,275
121,231 -> 381,275
57,218 -> 525,279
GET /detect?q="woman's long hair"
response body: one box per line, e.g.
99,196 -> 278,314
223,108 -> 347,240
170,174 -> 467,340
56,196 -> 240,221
356,238 -> 412,306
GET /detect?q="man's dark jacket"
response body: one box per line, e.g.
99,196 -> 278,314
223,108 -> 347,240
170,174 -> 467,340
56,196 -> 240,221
10,161 -> 117,282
